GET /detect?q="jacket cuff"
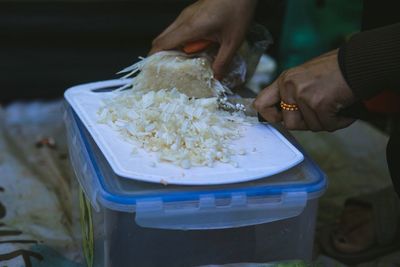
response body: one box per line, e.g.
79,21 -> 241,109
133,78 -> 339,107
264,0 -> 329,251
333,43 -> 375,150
337,23 -> 400,100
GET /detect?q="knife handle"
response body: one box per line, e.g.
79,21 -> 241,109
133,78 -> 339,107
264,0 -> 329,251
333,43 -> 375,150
183,40 -> 213,54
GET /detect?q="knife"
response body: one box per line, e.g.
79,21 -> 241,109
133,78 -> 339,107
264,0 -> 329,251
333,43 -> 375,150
183,40 -> 214,54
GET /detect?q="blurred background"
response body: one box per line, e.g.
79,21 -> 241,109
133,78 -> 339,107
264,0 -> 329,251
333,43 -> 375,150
2,1 -> 400,266
1,0 -> 362,103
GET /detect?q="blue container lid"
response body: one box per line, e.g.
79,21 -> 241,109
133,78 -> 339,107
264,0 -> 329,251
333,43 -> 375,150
66,104 -> 327,229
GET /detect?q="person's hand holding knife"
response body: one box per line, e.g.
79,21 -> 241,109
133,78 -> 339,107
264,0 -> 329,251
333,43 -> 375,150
253,50 -> 357,132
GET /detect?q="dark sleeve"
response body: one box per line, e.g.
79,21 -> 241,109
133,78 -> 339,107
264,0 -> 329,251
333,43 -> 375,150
338,23 -> 400,100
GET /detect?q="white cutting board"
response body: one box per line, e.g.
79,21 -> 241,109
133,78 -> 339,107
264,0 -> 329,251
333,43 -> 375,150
65,79 -> 304,185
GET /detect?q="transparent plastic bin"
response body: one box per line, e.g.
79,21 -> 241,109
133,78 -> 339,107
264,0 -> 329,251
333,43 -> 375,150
64,94 -> 327,267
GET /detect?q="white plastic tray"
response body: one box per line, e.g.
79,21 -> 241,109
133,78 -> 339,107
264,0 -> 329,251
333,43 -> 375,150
65,80 -> 304,185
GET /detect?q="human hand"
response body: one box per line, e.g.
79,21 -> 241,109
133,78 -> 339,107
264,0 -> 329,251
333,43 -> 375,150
253,50 -> 357,132
150,0 -> 257,79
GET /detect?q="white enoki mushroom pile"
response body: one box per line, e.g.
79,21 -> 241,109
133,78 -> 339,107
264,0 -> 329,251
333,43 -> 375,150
98,89 -> 256,168
98,51 -> 255,168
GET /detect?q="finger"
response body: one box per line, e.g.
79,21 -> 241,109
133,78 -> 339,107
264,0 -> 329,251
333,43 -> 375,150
149,23 -> 181,55
296,100 -> 323,131
155,18 -> 183,40
150,24 -> 197,54
279,80 -> 307,130
253,80 -> 282,122
318,107 -> 356,132
212,41 -> 240,80
281,108 -> 308,130
329,116 -> 356,132
258,107 -> 282,123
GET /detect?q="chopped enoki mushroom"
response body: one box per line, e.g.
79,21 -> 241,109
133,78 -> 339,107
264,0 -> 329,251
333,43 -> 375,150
98,88 -> 256,168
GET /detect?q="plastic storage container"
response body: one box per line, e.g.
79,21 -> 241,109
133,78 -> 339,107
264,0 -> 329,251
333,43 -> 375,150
64,97 -> 327,267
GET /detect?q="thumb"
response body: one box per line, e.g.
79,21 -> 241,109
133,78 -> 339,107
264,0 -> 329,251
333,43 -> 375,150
212,42 -> 237,80
320,116 -> 355,132
150,25 -> 195,55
